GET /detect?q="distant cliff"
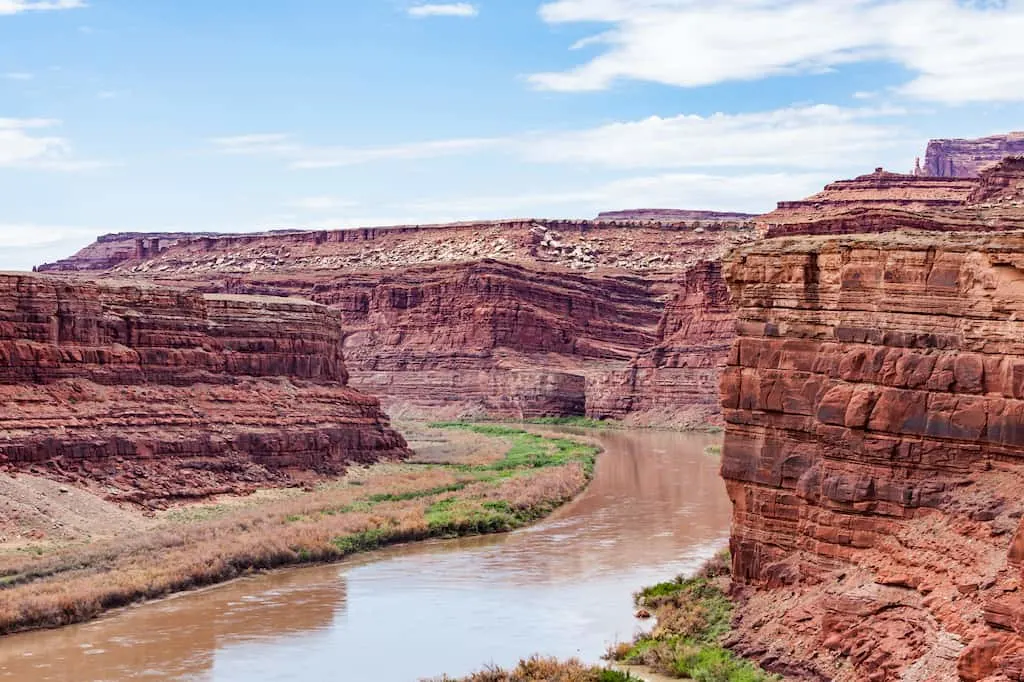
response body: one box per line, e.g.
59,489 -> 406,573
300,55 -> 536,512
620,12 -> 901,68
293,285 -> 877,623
920,132 -> 1024,178
43,218 -> 756,427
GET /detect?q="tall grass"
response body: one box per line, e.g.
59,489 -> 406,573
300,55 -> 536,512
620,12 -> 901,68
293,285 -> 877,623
609,551 -> 779,682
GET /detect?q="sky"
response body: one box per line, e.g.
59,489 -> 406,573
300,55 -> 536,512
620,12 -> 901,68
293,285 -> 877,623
1,0 -> 1024,270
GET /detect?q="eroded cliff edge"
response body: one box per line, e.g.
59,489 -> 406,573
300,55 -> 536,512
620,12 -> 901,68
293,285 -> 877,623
720,159 -> 1024,681
0,272 -> 409,505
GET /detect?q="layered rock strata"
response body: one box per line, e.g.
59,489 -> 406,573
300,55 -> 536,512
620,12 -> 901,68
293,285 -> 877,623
922,133 -> 1024,178
0,273 -> 409,505
47,218 -> 755,425
761,161 -> 1024,239
720,227 -> 1024,677
587,260 -> 735,427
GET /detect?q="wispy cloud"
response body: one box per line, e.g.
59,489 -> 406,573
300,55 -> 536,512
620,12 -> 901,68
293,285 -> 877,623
402,171 -> 827,216
531,0 -> 1024,103
0,117 -> 107,171
212,104 -> 908,172
211,132 -> 500,169
2,72 -> 33,80
408,3 -> 478,18
0,0 -> 86,15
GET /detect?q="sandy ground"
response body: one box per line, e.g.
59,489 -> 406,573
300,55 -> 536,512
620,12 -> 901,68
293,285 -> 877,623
0,472 -> 152,551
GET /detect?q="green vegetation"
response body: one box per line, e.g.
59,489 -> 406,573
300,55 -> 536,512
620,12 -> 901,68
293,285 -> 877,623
431,656 -> 637,681
522,416 -> 615,429
610,550 -> 779,682
429,422 -> 600,476
703,444 -> 722,457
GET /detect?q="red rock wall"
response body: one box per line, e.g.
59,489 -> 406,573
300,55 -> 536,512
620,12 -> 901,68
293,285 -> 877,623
0,273 -> 408,505
587,261 -> 734,427
50,220 -> 755,425
720,232 -> 1024,681
923,132 -> 1024,178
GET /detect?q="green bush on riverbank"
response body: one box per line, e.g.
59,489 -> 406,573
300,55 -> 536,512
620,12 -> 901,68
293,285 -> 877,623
611,551 -> 779,682
428,655 -> 637,681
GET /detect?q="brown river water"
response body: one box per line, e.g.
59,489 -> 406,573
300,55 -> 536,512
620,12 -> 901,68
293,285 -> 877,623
0,429 -> 731,682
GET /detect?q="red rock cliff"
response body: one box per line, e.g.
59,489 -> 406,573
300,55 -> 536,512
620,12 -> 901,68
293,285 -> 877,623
720,164 -> 1024,680
923,132 -> 1024,178
47,217 -> 755,426
0,273 -> 409,505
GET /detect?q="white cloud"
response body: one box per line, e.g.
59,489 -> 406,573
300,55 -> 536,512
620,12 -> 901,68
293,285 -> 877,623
0,223 -> 102,271
403,171 -> 825,216
212,104 -> 907,172
0,0 -> 85,14
530,0 -> 1024,103
521,105 -> 907,169
286,196 -> 359,211
2,72 -> 33,80
211,132 -> 500,169
408,3 -> 478,17
0,118 -> 106,171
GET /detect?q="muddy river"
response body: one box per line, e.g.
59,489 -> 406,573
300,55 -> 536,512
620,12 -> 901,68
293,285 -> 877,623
0,429 -> 732,681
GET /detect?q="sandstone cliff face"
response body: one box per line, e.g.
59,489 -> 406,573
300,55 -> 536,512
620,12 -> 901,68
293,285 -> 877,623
0,273 -> 409,505
587,261 -> 734,427
923,133 -> 1024,178
721,228 -> 1024,680
48,218 -> 755,425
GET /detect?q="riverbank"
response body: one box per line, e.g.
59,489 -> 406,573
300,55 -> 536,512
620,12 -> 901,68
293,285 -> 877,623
441,552 -> 779,682
0,423 -> 600,636
459,416 -> 726,434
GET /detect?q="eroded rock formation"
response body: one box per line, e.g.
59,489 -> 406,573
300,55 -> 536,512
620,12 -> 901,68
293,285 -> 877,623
45,217 -> 754,425
761,161 -> 1024,239
922,132 -> 1024,178
0,273 -> 409,505
721,159 -> 1024,681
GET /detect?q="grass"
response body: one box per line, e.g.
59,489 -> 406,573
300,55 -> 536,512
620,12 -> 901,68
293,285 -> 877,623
703,445 -> 722,458
522,416 -> 615,429
427,656 -> 638,681
609,551 -> 779,682
0,424 -> 600,636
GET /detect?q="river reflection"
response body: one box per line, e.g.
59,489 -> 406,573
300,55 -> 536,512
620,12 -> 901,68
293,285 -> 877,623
0,429 -> 731,682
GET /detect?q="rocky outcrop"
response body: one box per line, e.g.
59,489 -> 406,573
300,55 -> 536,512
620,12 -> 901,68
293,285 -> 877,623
46,218 -> 755,425
720,226 -> 1024,678
0,273 -> 409,505
922,132 -> 1024,178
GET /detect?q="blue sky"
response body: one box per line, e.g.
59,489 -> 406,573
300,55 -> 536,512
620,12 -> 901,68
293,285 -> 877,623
2,0 -> 1024,269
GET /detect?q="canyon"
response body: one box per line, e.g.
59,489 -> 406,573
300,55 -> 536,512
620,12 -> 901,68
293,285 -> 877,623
13,133 -> 1024,680
0,272 -> 409,506
42,217 -> 755,426
720,157 -> 1024,681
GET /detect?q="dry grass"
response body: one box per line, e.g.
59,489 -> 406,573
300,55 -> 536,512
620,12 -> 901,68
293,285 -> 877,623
0,424 -> 599,635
